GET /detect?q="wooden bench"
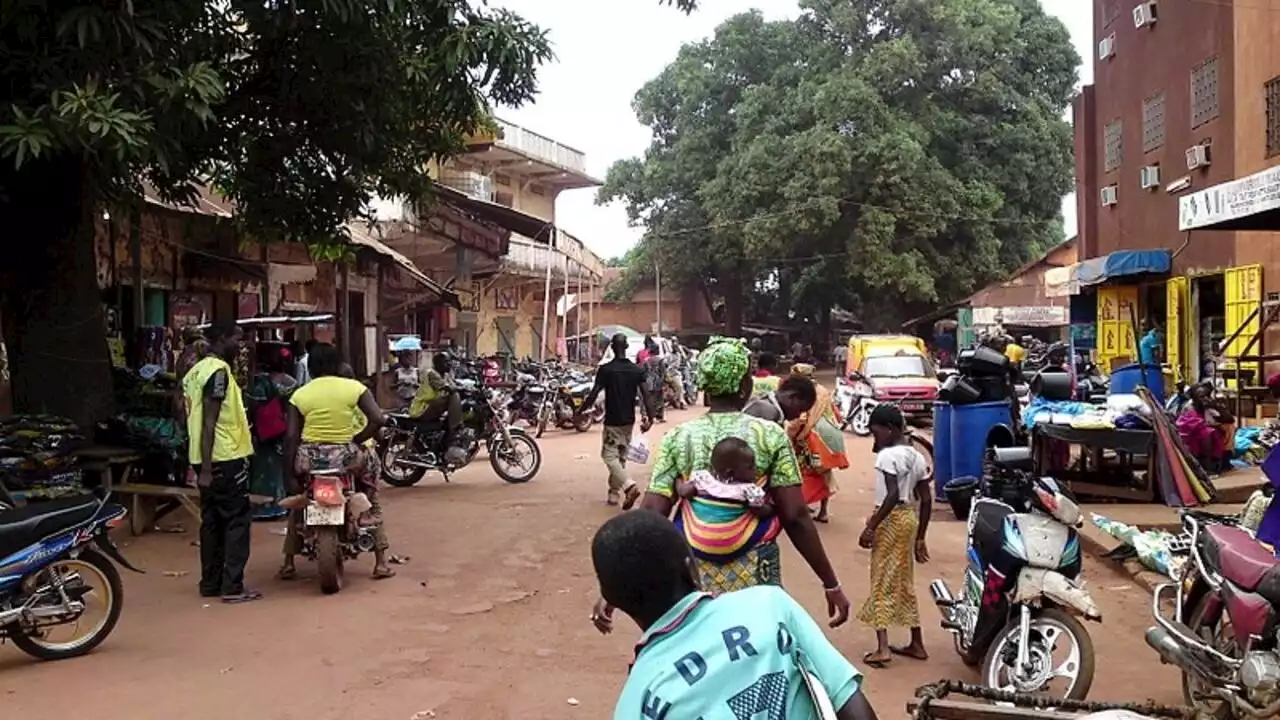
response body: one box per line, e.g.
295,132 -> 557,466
110,482 -> 273,535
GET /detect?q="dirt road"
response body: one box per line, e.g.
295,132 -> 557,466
1,407 -> 1182,718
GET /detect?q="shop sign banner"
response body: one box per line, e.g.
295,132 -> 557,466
1179,164 -> 1280,231
973,305 -> 1067,327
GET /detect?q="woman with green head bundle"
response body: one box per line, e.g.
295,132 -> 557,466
590,337 -> 852,634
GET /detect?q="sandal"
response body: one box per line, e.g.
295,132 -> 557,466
862,651 -> 892,669
372,566 -> 397,580
890,645 -> 929,661
276,565 -> 297,581
622,483 -> 642,510
221,589 -> 265,604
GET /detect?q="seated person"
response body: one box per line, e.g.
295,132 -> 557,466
408,351 -> 462,443
281,344 -> 394,580
676,437 -> 773,517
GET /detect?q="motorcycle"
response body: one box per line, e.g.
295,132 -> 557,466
378,381 -> 542,487
931,447 -> 1101,701
1146,511 -> 1280,718
507,371 -> 548,428
838,374 -> 878,437
536,373 -> 593,437
281,467 -> 377,595
0,491 -> 142,660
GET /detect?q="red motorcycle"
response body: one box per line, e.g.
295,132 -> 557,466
1147,511 -> 1280,718
282,469 -> 377,595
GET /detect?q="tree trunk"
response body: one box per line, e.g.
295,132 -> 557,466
0,156 -> 114,428
722,267 -> 744,336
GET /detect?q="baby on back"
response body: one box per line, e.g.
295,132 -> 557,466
675,436 -> 773,517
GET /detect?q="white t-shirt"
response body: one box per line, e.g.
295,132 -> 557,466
874,444 -> 929,506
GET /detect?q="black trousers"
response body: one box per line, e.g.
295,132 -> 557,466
198,458 -> 253,597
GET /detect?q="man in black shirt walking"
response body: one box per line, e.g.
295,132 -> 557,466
581,334 -> 653,508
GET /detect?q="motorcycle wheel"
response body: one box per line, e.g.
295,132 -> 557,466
573,413 -> 592,432
9,549 -> 124,661
379,438 -> 427,488
1181,593 -> 1239,719
315,527 -> 345,595
850,406 -> 872,436
490,429 -> 542,484
535,406 -> 549,439
981,607 -> 1095,701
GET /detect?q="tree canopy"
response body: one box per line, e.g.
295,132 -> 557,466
0,0 -> 690,425
600,0 -> 1079,333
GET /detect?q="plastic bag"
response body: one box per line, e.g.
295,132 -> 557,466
626,434 -> 651,465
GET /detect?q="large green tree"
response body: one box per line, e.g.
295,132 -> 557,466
0,0 -> 689,426
601,0 -> 1078,334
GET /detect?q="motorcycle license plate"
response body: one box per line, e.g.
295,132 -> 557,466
305,504 -> 345,526
900,402 -> 924,412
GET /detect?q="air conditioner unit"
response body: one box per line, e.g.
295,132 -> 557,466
1186,144 -> 1212,170
1133,2 -> 1158,28
1140,165 -> 1161,189
1099,34 -> 1116,60
1101,185 -> 1119,206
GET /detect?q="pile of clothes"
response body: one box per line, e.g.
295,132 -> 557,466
1231,424 -> 1280,467
1022,393 -> 1154,432
0,415 -> 86,499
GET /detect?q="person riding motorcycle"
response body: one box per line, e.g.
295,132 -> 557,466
408,351 -> 462,446
280,344 -> 393,580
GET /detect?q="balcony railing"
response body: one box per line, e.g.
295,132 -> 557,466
502,233 -> 605,280
494,118 -> 587,174
438,170 -> 494,201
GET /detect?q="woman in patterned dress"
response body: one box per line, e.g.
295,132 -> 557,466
857,404 -> 932,668
590,337 -> 851,634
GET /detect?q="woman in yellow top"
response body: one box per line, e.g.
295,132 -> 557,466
281,344 -> 392,580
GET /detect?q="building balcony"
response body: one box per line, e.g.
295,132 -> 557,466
500,231 -> 605,282
455,118 -> 603,193
437,170 -> 494,202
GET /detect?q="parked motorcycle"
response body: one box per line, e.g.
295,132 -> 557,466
1146,510 -> 1280,718
282,467 -> 377,595
507,371 -> 548,428
0,491 -> 141,660
838,374 -> 879,437
537,373 -> 594,437
931,447 -> 1101,701
378,382 -> 542,487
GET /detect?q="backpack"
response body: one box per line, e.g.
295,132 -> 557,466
254,395 -> 287,442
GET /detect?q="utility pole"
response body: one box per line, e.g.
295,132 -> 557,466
655,262 -> 662,337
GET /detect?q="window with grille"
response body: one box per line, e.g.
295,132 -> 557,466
1192,57 -> 1220,129
1101,0 -> 1119,26
1142,93 -> 1166,153
1104,121 -> 1123,173
1267,77 -> 1280,158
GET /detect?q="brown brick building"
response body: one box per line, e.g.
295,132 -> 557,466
1073,0 -> 1280,382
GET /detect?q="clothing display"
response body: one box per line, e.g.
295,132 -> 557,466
0,415 -> 86,498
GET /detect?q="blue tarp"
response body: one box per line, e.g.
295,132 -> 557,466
1073,250 -> 1171,287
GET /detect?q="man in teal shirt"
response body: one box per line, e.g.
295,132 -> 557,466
1139,326 -> 1162,365
591,511 -> 877,720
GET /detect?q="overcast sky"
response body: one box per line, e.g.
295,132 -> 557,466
493,0 -> 1092,259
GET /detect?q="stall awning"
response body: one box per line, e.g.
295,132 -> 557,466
184,253 -> 267,284
1072,250 -> 1171,288
346,224 -> 460,309
432,182 -> 555,244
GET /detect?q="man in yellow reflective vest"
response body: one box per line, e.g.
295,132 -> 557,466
182,322 -> 261,604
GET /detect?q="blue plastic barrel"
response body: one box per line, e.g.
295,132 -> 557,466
950,401 -> 1015,483
932,402 -> 953,500
1109,363 -> 1165,403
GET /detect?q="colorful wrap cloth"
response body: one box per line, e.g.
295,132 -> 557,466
674,487 -> 781,563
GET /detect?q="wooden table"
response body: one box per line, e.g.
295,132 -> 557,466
73,445 -> 143,491
1032,424 -> 1157,502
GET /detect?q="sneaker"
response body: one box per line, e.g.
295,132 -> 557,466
621,482 -> 641,510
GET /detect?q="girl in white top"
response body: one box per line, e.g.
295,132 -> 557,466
856,403 -> 933,668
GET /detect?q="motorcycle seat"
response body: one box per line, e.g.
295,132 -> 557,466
989,446 -> 1034,471
0,494 -> 100,562
1204,524 -> 1280,596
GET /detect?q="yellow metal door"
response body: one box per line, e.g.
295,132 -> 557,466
1224,264 -> 1264,382
1166,277 -> 1189,382
1098,286 -> 1140,370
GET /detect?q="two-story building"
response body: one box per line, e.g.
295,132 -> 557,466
1073,0 -> 1280,383
430,118 -> 607,359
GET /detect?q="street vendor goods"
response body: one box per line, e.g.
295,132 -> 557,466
1147,510 -> 1280,718
0,415 -> 87,499
0,491 -> 141,660
931,446 -> 1100,701
377,380 -> 542,486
